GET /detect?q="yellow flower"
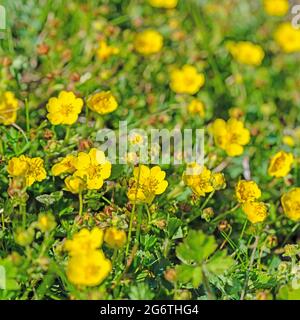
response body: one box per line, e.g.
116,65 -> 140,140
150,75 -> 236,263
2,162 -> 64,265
282,135 -> 295,147
46,91 -> 83,125
64,175 -> 86,194
7,155 -> 28,177
129,133 -> 144,145
104,227 -> 127,249
183,163 -> 214,197
188,99 -> 205,118
66,250 -> 111,286
211,172 -> 226,191
211,118 -> 250,157
263,0 -> 289,16
274,23 -> 300,53
97,40 -> 119,61
65,227 -> 104,256
170,65 -> 205,95
134,30 -> 163,55
149,0 -> 178,9
87,91 -> 118,115
51,155 -> 77,176
0,91 -> 19,125
25,157 -> 47,187
268,151 -> 294,178
227,41 -> 265,66
7,155 -> 47,187
127,165 -> 168,204
281,188 -> 300,221
242,201 -> 268,224
37,213 -> 57,233
235,180 -> 261,203
74,148 -> 111,190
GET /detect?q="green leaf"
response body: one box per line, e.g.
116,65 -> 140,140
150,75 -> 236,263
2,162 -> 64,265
128,283 -> 155,300
36,191 -> 63,206
167,217 -> 182,238
277,283 -> 300,300
176,230 -> 217,264
175,264 -> 203,288
205,250 -> 235,275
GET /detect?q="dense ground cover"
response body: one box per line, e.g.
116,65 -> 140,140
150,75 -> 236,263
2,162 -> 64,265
0,0 -> 300,300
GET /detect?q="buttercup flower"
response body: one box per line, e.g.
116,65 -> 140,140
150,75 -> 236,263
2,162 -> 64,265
51,154 -> 77,176
7,155 -> 28,177
281,188 -> 300,221
211,118 -> 250,157
170,65 -> 205,95
64,175 -> 86,194
74,148 -> 111,190
188,99 -> 205,118
183,163 -> 214,197
149,0 -> 178,9
235,180 -> 261,203
87,91 -> 118,115
97,40 -> 119,61
134,30 -> 163,55
104,227 -> 127,249
263,0 -> 289,16
46,91 -> 83,125
242,201 -> 268,224
274,23 -> 300,53
65,227 -> 104,256
211,172 -> 226,190
0,91 -> 19,125
127,165 -> 168,204
37,213 -> 57,233
66,250 -> 111,286
227,41 -> 265,66
7,155 -> 47,187
268,151 -> 294,178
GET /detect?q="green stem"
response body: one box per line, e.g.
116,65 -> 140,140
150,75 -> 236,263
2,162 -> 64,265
126,165 -> 142,256
135,205 -> 143,244
1,210 -> 5,231
78,192 -> 83,216
64,126 -> 71,145
25,98 -> 30,133
145,204 -> 151,224
187,191 -> 215,223
20,202 -> 26,228
211,204 -> 240,224
202,269 -> 215,300
240,235 -> 259,300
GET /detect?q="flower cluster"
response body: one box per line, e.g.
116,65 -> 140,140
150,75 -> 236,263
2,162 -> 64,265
52,148 -> 111,193
235,180 -> 268,224
183,163 -> 226,197
7,155 -> 47,187
65,228 -> 111,286
127,165 -> 168,204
